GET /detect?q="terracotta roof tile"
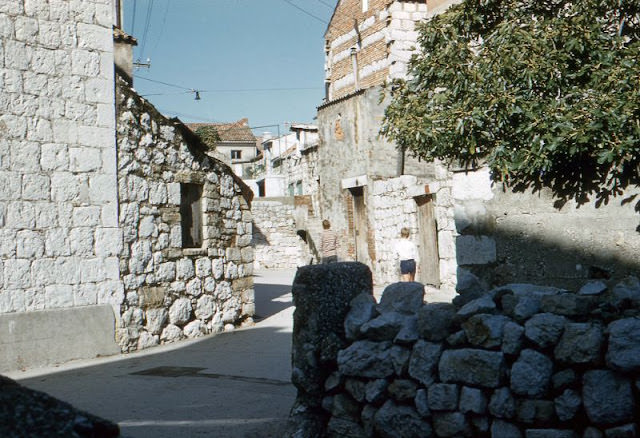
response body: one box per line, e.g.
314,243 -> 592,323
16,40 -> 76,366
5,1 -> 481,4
188,118 -> 256,143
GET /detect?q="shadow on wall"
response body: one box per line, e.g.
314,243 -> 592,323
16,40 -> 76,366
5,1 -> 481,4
458,225 -> 640,290
252,223 -> 269,245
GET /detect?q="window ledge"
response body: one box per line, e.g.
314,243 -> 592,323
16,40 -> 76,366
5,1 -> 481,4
183,248 -> 207,257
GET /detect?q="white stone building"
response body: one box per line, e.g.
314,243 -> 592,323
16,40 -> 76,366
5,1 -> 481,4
0,0 -> 255,371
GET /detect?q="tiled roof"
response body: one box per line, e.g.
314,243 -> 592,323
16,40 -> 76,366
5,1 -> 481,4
113,26 -> 137,45
188,118 -> 256,143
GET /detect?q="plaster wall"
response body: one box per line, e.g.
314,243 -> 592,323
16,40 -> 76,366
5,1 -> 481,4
0,0 -> 122,315
449,167 -> 640,290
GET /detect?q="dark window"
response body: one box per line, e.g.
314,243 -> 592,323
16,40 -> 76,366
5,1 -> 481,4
180,183 -> 203,248
231,150 -> 242,159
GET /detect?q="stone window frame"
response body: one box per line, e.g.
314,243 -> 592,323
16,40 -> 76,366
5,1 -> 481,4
180,182 -> 204,250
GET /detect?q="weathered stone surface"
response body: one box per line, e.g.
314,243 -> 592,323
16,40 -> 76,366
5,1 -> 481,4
578,281 -> 607,296
137,331 -> 158,350
344,292 -> 377,341
377,281 -> 424,314
554,389 -> 581,422
456,295 -> 497,319
326,417 -> 367,438
195,295 -> 216,321
331,394 -> 360,421
525,430 -> 577,438
387,379 -> 418,402
145,308 -> 167,335
428,383 -> 459,411
517,399 -> 556,424
160,324 -> 182,342
583,370 -> 634,425
511,349 -> 553,397
502,294 -> 542,322
491,420 -> 522,437
554,322 -> 603,365
360,311 -> 409,341
168,298 -> 192,325
583,427 -> 604,438
611,276 -> 640,307
365,379 -> 388,405
603,424 -> 638,438
459,386 -> 487,415
290,261 -> 373,424
417,302 -> 457,341
439,349 -> 505,388
524,313 -> 566,348
489,387 -> 516,419
338,341 -> 410,379
183,320 -> 205,338
462,314 -> 510,349
540,293 -> 597,317
503,321 -> 524,356
552,369 -> 577,390
414,389 -> 431,418
394,315 -> 419,344
324,372 -> 342,392
373,400 -> 433,438
432,412 -> 471,437
606,318 -> 640,372
344,379 -> 366,403
408,340 -> 442,386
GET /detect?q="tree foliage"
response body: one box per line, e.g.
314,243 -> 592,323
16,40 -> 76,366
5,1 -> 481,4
381,0 -> 640,206
194,126 -> 221,150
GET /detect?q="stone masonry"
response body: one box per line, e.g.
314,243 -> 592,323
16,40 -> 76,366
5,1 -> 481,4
288,263 -> 640,438
0,0 -> 123,316
115,72 -> 255,352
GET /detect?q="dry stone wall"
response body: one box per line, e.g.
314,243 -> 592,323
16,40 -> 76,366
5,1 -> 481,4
115,74 -> 254,352
288,263 -> 640,437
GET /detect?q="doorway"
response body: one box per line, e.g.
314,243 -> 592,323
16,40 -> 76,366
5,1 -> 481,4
415,194 -> 440,287
350,186 -> 370,265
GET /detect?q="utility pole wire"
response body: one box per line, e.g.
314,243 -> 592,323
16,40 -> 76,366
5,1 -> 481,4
282,0 -> 328,24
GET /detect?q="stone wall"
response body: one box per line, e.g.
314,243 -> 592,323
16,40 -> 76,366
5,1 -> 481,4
252,198 -> 312,269
115,73 -> 254,352
287,263 -> 640,438
0,1 -> 122,315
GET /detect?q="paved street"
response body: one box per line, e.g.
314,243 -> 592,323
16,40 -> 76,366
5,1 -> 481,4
6,269 -> 298,438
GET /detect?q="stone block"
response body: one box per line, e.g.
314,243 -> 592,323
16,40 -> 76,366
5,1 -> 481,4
439,349 -> 505,388
583,370 -> 634,425
554,322 -> 603,365
511,349 -> 553,397
456,235 -> 496,265
606,318 -> 640,372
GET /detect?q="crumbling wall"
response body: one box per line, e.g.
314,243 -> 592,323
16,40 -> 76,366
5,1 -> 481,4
115,74 -> 254,352
288,263 -> 640,437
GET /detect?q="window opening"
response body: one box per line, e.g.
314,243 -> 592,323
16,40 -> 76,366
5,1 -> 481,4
180,183 -> 203,248
231,150 -> 242,159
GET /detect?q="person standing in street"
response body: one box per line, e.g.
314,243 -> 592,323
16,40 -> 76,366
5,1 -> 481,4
395,227 -> 418,281
320,219 -> 338,264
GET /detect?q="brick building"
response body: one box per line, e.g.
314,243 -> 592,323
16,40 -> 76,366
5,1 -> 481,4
318,0 -> 640,292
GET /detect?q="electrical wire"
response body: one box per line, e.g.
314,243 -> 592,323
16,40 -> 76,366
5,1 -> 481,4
282,0 -> 328,24
138,0 -> 155,59
130,0 -> 138,36
316,0 -> 335,9
150,0 -> 170,57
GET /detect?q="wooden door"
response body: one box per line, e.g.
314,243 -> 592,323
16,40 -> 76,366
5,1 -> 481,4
416,195 -> 440,287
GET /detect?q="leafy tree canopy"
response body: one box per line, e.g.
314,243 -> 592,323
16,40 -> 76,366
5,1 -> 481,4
381,0 -> 640,206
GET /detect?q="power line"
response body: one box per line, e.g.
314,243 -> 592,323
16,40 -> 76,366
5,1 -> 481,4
150,0 -> 170,57
282,0 -> 328,24
139,0 -> 155,59
131,0 -> 138,36
316,0 -> 335,9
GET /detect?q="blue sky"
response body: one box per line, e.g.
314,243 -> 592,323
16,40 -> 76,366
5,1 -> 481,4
122,0 -> 337,134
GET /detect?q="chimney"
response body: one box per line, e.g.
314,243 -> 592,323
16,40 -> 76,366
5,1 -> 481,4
113,26 -> 137,85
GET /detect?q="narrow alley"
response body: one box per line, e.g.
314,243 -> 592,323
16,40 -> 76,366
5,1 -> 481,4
5,269 -> 298,438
